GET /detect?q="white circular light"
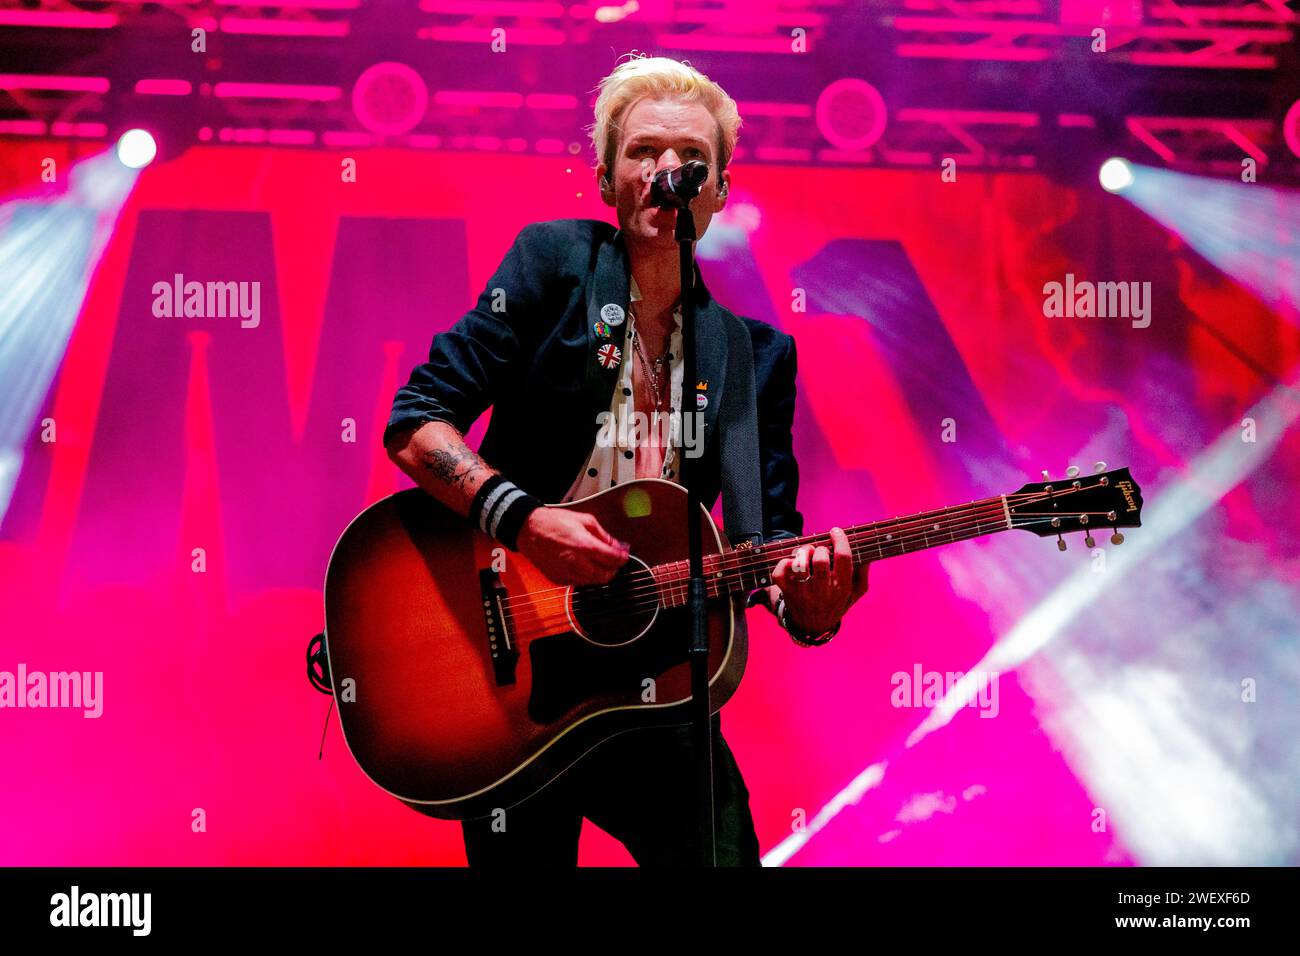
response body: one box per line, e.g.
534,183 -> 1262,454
116,129 -> 158,169
1099,157 -> 1134,193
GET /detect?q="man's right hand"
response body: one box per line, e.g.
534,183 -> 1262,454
517,507 -> 630,585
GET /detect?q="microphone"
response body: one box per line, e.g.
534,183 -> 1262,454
649,161 -> 710,209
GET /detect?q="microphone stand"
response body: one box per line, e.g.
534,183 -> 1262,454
654,164 -> 716,866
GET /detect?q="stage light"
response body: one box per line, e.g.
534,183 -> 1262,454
0,150 -> 140,522
116,129 -> 157,169
1284,100 -> 1300,159
815,78 -> 888,152
352,62 -> 428,136
1099,157 -> 1134,193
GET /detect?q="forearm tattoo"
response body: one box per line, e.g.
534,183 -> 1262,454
422,439 -> 491,490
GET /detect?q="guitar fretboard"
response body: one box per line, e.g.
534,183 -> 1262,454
648,495 -> 1013,608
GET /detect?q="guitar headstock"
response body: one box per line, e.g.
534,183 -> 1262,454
1008,463 -> 1142,550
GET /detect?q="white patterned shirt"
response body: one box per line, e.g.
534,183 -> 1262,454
562,276 -> 685,502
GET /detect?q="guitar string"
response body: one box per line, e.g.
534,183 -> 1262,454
500,488 -> 1049,614
510,518 -> 1008,634
522,512 -> 1008,624
499,497 -> 1012,616
500,513 -> 1078,644
499,516 -> 1019,644
498,483 -> 1102,615
586,482 -> 1118,606
501,502 -> 1129,638
586,511 -> 1124,620
499,488 -> 1103,625
495,495 -> 1101,637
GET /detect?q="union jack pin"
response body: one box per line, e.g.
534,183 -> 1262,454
596,343 -> 622,369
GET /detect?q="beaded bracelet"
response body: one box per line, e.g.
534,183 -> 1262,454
775,594 -> 840,648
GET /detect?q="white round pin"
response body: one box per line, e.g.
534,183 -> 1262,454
601,303 -> 626,326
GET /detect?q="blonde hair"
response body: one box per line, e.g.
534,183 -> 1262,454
588,53 -> 742,178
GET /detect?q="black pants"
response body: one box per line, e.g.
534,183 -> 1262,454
460,714 -> 762,867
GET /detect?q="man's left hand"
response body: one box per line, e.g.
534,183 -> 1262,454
769,527 -> 869,635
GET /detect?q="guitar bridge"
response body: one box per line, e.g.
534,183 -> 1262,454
479,568 -> 519,686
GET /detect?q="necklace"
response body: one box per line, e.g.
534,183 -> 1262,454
631,310 -> 671,410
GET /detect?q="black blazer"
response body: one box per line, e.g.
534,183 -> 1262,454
385,218 -> 803,544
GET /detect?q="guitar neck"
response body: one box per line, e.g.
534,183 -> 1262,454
652,494 -> 1014,606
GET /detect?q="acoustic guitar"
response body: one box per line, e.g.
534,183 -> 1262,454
324,466 -> 1143,820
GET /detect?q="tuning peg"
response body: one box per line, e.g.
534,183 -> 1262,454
1110,531 -> 1125,545
1094,461 -> 1107,473
1066,465 -> 1080,478
1057,535 -> 1067,552
1084,532 -> 1096,548
1041,469 -> 1051,480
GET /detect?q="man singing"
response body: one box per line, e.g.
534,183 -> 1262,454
383,54 -> 869,866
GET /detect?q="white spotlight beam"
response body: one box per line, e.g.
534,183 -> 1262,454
0,151 -> 139,520
1122,165 -> 1300,318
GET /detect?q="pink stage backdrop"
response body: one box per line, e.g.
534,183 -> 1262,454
2,142 -> 1297,865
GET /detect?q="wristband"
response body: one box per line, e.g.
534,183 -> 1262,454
470,474 -> 543,552
776,594 -> 840,648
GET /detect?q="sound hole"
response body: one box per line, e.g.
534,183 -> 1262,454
567,555 -> 660,647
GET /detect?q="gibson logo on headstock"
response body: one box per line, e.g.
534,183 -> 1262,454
1118,480 -> 1138,512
